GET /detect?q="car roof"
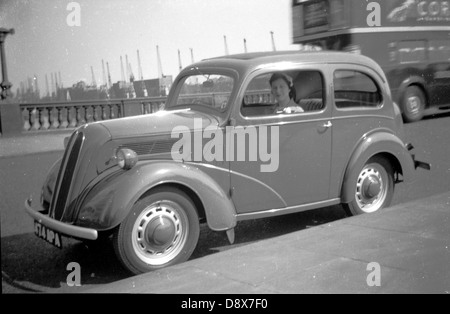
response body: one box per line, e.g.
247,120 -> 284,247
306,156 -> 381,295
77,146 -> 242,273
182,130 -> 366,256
190,50 -> 383,75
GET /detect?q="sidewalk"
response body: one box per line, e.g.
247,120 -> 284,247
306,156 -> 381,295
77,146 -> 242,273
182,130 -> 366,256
0,131 -> 71,158
87,192 -> 450,294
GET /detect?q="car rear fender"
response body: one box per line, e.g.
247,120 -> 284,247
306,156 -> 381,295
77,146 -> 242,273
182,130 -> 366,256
77,161 -> 236,232
340,131 -> 415,203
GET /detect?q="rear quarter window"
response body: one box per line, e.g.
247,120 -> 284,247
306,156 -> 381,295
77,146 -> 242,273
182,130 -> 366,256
333,70 -> 383,109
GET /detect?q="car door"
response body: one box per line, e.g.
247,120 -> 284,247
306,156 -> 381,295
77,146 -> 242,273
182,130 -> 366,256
228,67 -> 333,214
328,64 -> 391,199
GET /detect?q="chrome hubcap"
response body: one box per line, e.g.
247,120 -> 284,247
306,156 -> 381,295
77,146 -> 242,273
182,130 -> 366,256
362,176 -> 381,199
144,216 -> 176,250
355,167 -> 386,213
132,200 -> 188,265
406,96 -> 421,115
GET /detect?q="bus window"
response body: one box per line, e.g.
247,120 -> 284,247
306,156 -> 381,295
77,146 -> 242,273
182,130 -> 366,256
397,40 -> 427,64
334,70 -> 382,109
429,40 -> 450,62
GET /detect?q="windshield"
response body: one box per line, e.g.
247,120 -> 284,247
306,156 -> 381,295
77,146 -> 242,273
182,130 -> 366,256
171,73 -> 235,112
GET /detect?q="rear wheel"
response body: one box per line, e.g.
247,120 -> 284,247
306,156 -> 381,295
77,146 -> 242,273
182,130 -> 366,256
343,156 -> 394,216
401,86 -> 426,123
113,187 -> 200,274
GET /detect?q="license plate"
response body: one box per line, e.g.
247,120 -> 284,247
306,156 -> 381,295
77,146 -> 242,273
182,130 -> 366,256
34,221 -> 62,249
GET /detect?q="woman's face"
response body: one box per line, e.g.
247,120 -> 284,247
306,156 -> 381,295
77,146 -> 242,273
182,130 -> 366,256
271,78 -> 290,104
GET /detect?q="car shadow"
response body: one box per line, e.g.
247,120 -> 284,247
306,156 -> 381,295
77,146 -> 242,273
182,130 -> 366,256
191,204 -> 348,259
2,205 -> 347,292
1,233 -> 128,292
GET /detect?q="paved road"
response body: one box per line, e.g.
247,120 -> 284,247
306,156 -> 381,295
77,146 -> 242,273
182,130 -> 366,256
1,112 -> 449,293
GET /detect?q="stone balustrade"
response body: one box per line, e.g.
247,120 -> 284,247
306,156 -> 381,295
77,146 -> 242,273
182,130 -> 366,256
243,90 -> 274,105
1,91 -> 273,136
19,97 -> 166,132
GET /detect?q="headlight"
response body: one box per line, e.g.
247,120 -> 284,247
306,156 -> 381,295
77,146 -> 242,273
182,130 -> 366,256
115,148 -> 138,170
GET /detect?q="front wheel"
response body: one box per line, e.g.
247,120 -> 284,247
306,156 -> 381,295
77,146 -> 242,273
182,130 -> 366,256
113,187 -> 200,274
343,157 -> 394,216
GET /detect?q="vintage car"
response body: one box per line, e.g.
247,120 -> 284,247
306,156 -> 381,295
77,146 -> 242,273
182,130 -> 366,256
26,51 -> 430,274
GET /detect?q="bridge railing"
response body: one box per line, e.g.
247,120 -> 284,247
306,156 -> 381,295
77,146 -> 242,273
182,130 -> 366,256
5,91 -> 273,135
19,97 -> 166,132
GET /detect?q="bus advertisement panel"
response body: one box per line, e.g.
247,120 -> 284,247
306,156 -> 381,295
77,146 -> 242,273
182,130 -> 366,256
293,0 -> 450,40
354,0 -> 450,27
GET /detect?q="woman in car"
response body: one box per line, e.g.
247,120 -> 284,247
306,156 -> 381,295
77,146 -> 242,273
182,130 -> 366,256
269,72 -> 304,114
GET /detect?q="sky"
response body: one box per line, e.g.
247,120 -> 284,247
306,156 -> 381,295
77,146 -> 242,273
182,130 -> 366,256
0,0 -> 300,95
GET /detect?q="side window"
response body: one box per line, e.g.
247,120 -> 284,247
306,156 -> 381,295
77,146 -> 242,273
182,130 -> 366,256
429,40 -> 450,62
333,70 -> 382,109
241,70 -> 325,117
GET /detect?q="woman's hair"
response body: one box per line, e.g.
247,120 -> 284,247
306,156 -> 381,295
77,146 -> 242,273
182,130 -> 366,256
269,72 -> 296,101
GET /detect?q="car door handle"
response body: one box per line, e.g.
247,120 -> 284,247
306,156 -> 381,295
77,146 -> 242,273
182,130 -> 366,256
322,121 -> 332,128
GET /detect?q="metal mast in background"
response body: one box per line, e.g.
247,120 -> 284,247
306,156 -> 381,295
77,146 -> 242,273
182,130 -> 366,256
137,49 -> 144,80
224,35 -> 229,55
156,45 -> 164,78
106,61 -> 112,87
190,48 -> 195,64
178,49 -> 183,72
90,66 -> 97,87
271,31 -> 276,51
45,74 -> 50,97
102,60 -> 107,87
120,56 -> 125,83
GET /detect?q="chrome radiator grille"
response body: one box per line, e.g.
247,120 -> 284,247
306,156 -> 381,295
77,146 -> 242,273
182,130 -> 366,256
49,131 -> 84,220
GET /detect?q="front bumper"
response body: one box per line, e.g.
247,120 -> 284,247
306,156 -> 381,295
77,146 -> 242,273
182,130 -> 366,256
25,198 -> 98,241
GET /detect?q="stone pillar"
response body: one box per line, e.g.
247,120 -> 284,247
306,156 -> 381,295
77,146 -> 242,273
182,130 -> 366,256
0,28 -> 22,136
0,28 -> 15,100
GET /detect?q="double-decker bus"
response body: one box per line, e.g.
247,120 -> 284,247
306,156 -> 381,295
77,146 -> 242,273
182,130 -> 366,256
292,0 -> 450,122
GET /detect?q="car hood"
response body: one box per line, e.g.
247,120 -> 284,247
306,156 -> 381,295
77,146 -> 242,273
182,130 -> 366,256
97,109 -> 220,139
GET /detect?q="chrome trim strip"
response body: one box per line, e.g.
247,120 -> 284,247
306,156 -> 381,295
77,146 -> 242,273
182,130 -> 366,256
236,198 -> 340,221
25,198 -> 98,241
229,170 -> 287,207
349,26 -> 450,33
296,27 -> 450,42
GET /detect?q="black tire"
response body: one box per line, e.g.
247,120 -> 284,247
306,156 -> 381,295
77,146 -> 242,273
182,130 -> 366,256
343,156 -> 394,216
113,187 -> 200,275
401,86 -> 426,123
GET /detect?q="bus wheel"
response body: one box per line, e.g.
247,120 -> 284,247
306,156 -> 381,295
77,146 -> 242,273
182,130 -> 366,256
401,86 -> 425,123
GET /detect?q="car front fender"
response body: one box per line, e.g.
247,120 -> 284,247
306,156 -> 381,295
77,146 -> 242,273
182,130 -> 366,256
77,161 -> 236,232
341,131 -> 415,204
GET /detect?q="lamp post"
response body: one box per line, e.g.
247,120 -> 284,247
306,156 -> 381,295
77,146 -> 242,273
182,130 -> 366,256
0,28 -> 15,100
